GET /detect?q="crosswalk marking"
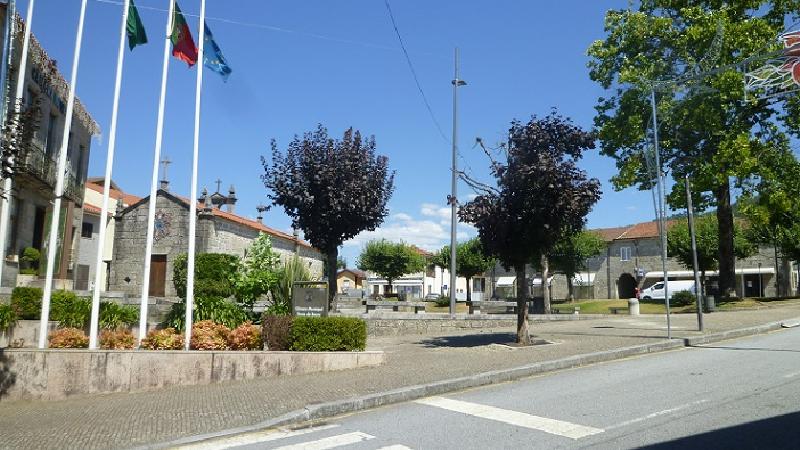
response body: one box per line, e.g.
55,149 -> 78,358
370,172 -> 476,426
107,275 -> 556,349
272,432 -> 375,450
415,396 -> 604,440
171,424 -> 340,449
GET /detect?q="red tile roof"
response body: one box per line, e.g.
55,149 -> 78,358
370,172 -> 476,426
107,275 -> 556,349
617,220 -> 679,240
82,203 -> 105,216
590,226 -> 630,242
85,181 -> 141,206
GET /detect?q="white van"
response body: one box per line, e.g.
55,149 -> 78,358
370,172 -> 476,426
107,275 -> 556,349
639,280 -> 696,300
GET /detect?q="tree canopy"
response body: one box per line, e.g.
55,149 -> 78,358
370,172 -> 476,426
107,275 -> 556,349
459,112 -> 601,344
549,230 -> 606,301
357,240 -> 425,292
262,125 -> 395,306
587,0 -> 800,296
432,238 -> 496,301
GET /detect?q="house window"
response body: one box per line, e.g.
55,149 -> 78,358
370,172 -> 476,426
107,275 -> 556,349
620,246 -> 631,262
81,222 -> 93,239
45,113 -> 58,156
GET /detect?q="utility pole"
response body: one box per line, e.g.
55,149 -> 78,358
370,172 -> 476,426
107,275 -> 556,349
685,174 -> 703,331
449,47 -> 466,316
650,88 -> 671,339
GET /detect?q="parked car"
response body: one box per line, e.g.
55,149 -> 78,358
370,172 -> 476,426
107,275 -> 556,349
424,293 -> 440,300
639,280 -> 696,300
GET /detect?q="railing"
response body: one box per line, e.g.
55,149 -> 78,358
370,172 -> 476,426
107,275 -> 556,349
17,140 -> 84,204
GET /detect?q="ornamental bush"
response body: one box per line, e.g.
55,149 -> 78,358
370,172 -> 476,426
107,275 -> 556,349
99,329 -> 136,349
262,314 -> 293,351
141,328 -> 185,350
190,320 -> 230,351
99,302 -> 138,330
50,291 -> 90,329
173,253 -> 240,299
164,296 -> 248,331
671,290 -> 697,307
0,303 -> 17,331
48,327 -> 89,348
10,286 -> 42,319
289,317 -> 366,352
228,321 -> 263,350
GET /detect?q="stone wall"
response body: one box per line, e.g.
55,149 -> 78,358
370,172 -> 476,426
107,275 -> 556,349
0,348 -> 384,401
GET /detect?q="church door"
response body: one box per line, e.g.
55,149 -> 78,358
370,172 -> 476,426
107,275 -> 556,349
149,255 -> 167,297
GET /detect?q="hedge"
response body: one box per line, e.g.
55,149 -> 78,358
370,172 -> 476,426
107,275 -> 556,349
289,316 -> 367,352
11,287 -> 43,319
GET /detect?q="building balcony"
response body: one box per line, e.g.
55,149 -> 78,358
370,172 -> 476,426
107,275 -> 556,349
16,140 -> 84,205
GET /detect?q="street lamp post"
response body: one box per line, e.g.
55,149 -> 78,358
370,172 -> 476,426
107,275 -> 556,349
449,47 -> 466,316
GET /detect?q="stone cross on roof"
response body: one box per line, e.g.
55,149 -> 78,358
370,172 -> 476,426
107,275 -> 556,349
160,157 -> 171,181
215,178 -> 222,193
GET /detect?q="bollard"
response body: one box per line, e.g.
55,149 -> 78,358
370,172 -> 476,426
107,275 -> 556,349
628,297 -> 640,315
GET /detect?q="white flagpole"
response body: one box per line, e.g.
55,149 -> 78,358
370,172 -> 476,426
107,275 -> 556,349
39,0 -> 88,348
89,0 -> 130,349
0,0 -> 24,288
184,0 -> 206,350
139,0 -> 175,346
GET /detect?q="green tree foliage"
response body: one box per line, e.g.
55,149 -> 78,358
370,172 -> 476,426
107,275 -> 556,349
459,112 -> 601,344
667,214 -> 755,293
262,125 -> 395,308
549,230 -> 606,301
587,1 -> 800,296
357,240 -> 425,292
432,238 -> 495,301
173,253 -> 240,299
235,233 -> 280,309
739,150 -> 800,295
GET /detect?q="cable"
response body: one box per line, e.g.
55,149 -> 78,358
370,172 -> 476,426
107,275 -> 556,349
383,0 -> 450,144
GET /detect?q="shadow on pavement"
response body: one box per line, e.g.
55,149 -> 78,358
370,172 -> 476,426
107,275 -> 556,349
538,330 -> 669,340
689,345 -> 800,353
419,332 -> 519,348
640,410 -> 800,449
0,349 -> 16,400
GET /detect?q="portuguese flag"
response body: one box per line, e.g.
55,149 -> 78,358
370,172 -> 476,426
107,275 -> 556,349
170,2 -> 198,66
126,0 -> 147,50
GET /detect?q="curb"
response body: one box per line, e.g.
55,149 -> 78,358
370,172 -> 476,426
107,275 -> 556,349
147,316 -> 800,449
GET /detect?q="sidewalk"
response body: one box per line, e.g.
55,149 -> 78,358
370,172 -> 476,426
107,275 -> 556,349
2,304 -> 800,450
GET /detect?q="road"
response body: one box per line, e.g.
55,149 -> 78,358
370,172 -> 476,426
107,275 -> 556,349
174,328 -> 800,450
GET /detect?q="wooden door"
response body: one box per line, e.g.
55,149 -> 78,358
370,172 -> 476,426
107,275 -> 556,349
149,255 -> 167,297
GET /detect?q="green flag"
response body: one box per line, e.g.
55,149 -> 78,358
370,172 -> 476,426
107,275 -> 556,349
126,0 -> 147,50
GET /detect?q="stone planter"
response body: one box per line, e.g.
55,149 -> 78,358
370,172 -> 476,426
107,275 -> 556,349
14,274 -> 37,287
0,320 -> 59,348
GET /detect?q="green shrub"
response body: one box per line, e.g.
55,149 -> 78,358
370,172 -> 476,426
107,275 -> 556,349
141,328 -> 185,350
10,286 -> 42,319
289,317 -> 366,352
262,314 -> 293,351
433,296 -> 450,307
173,253 -> 240,299
228,321 -> 263,350
164,296 -> 248,331
50,291 -> 90,329
48,327 -> 89,348
99,302 -> 138,330
0,303 -> 17,331
20,247 -> 40,273
99,329 -> 136,349
671,290 -> 697,307
190,320 -> 230,350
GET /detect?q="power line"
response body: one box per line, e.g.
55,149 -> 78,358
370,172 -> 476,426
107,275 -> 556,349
383,0 -> 450,144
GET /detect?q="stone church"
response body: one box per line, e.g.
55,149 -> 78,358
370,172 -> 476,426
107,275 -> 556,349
107,182 -> 324,298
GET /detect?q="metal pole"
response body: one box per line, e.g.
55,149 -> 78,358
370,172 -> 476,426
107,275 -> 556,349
0,0 -> 18,287
449,47 -> 463,316
89,0 -> 130,349
185,0 -> 206,350
139,0 -> 175,346
650,88 -> 671,339
39,0 -> 88,348
685,174 -> 703,332
758,262 -> 762,298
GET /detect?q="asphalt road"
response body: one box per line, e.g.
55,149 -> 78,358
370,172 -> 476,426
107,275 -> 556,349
175,328 -> 800,450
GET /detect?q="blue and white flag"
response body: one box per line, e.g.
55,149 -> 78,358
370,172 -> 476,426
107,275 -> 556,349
203,22 -> 232,81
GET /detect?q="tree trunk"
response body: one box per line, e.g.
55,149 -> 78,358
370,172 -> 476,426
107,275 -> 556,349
715,181 -> 736,298
326,248 -> 338,311
566,271 -> 575,303
541,254 -> 551,314
773,244 -> 782,297
515,264 -> 531,345
466,277 -> 472,302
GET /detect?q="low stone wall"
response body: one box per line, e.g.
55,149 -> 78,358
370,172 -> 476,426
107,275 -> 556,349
365,313 -> 597,336
0,320 -> 58,348
0,349 -> 384,401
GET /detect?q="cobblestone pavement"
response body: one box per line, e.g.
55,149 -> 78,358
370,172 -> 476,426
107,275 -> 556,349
2,304 -> 800,450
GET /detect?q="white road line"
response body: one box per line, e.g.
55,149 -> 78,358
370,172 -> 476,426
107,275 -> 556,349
414,396 -> 604,440
171,424 -> 340,450
273,432 -> 375,450
784,370 -> 800,379
375,446 -> 414,450
606,399 -> 709,430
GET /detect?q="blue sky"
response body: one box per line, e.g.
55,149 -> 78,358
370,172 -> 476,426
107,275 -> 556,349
24,0 -> 659,265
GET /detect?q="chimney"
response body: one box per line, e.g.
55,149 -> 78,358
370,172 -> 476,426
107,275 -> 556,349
159,179 -> 169,191
227,184 -> 237,213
